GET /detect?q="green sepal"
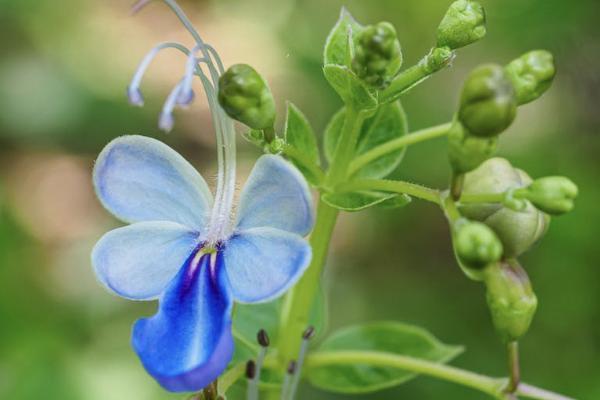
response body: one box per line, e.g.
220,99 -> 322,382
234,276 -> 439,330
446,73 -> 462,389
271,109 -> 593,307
323,64 -> 378,111
324,102 -> 408,178
307,321 -> 463,394
322,190 -> 399,211
324,7 -> 363,67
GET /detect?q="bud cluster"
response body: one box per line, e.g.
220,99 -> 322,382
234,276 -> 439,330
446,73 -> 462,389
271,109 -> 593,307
351,22 -> 403,88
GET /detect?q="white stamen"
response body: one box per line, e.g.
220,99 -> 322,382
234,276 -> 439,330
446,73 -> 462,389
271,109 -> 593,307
159,81 -> 184,132
128,41 -> 191,106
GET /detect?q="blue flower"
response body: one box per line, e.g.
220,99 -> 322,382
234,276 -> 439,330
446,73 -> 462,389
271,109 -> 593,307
91,135 -> 314,392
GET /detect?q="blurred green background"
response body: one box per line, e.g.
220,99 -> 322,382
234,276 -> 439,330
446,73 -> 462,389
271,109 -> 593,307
0,0 -> 598,399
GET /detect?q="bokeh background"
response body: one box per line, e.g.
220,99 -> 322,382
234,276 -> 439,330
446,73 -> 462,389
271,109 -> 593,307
1,0 -> 599,399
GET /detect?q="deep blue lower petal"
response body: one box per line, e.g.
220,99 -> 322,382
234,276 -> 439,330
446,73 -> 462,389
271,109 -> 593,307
131,250 -> 233,392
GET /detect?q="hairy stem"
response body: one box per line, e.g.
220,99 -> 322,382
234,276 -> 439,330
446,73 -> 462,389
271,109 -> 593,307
348,122 -> 452,176
336,178 -> 441,204
306,351 -> 575,400
278,107 -> 366,361
326,107 -> 366,186
277,199 -> 339,363
307,350 -> 507,399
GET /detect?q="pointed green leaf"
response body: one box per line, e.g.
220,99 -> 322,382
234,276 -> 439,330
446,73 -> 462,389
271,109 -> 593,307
324,7 -> 362,66
323,64 -> 377,111
283,103 -> 323,186
377,193 -> 412,209
322,190 -> 399,211
324,102 -> 409,178
307,321 -> 463,394
284,102 -> 320,166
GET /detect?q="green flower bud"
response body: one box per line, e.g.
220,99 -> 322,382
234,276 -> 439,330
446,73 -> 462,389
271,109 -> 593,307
448,121 -> 497,174
518,176 -> 578,216
352,22 -> 403,88
454,220 -> 503,269
218,64 -> 276,130
505,50 -> 556,105
458,64 -> 517,138
484,260 -> 537,342
436,0 -> 486,50
460,158 -> 550,257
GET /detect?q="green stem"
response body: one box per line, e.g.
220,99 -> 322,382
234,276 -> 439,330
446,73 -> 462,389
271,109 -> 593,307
277,107 -> 366,361
450,172 -> 465,201
218,362 -> 246,394
380,48 -> 453,104
306,350 -> 507,399
459,192 -> 505,204
336,179 -> 441,205
348,122 -> 452,176
442,192 -> 462,224
517,384 -> 575,400
326,107 -> 365,186
277,199 -> 339,362
306,351 -> 574,400
506,341 -> 520,394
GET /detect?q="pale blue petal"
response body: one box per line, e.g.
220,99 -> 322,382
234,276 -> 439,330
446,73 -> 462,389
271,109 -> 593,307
92,221 -> 200,300
94,135 -> 212,230
236,155 -> 314,236
222,227 -> 312,303
132,251 -> 233,392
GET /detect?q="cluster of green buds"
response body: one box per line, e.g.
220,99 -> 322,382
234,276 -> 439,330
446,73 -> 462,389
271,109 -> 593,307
351,22 -> 403,89
460,158 -> 549,258
451,158 -> 578,341
448,51 -> 557,182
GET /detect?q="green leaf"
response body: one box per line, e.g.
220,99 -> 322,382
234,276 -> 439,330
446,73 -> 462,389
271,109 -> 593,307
283,102 -> 322,186
284,102 -> 320,166
324,7 -> 362,66
324,102 -> 409,178
307,321 -> 463,394
323,64 -> 377,111
377,193 -> 412,209
322,190 -> 399,211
